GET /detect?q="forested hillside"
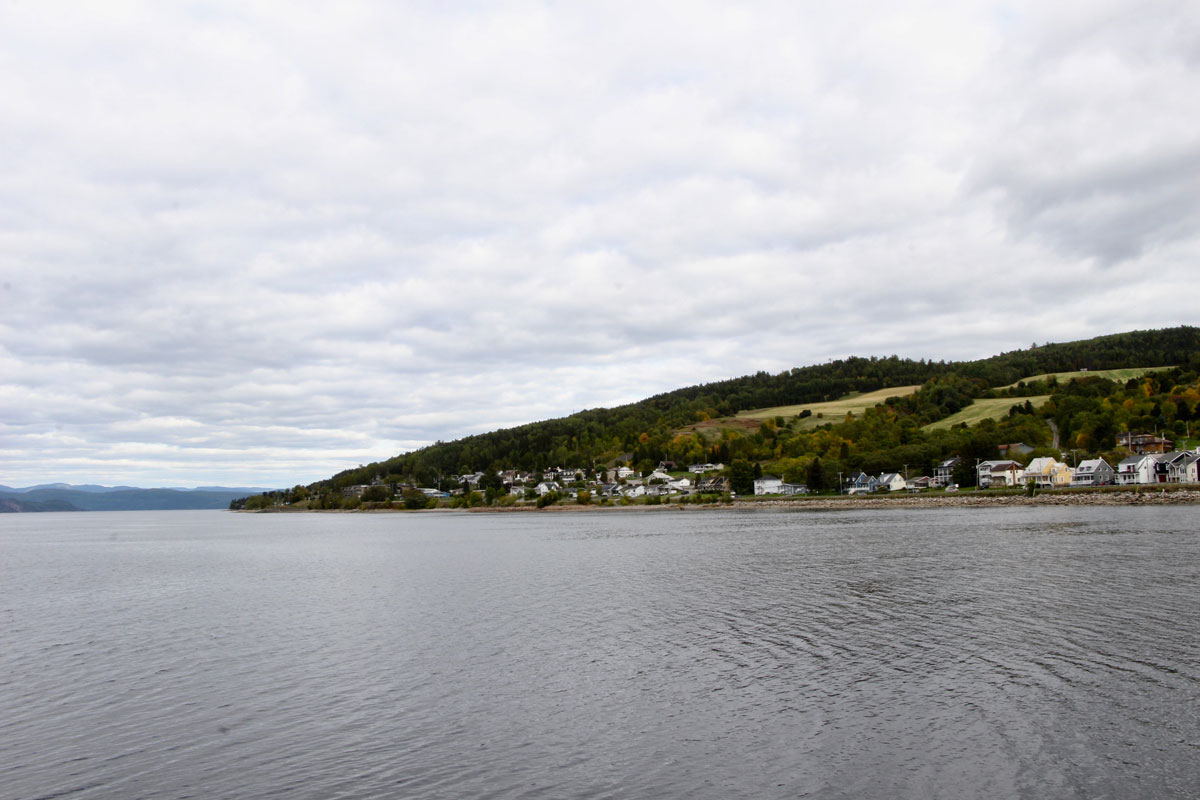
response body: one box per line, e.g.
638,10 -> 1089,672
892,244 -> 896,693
310,326 -> 1199,494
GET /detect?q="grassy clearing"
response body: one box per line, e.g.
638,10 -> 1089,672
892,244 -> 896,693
734,385 -> 922,427
924,395 -> 1051,431
1000,366 -> 1170,389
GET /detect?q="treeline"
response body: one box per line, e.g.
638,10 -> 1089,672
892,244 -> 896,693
309,327 -> 1199,493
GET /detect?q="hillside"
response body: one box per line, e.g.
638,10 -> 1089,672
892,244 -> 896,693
305,326 -> 1199,496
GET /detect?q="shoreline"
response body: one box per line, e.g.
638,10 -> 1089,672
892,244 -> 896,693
245,487 -> 1200,513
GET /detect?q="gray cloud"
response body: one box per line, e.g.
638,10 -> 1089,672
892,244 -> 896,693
1,1 -> 1197,486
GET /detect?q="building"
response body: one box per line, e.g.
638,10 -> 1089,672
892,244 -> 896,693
933,457 -> 960,487
846,472 -> 881,494
697,476 -> 731,493
1116,455 -> 1157,485
1117,433 -> 1174,454
1071,458 -> 1115,487
1161,451 -> 1199,483
877,472 -> 907,492
1024,457 -> 1072,489
977,460 -> 1025,488
754,475 -> 784,495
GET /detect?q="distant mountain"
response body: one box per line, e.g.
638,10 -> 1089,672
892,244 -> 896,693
0,483 -> 272,495
0,485 -> 279,512
0,496 -> 81,513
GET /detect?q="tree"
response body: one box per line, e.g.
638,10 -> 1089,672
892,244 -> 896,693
806,457 -> 826,492
402,488 -> 430,509
951,458 -> 977,488
730,460 -> 755,494
361,485 -> 390,503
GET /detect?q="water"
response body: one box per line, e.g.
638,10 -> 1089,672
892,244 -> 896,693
1,506 -> 1198,799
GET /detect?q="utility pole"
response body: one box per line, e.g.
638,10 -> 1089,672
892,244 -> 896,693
838,471 -> 843,495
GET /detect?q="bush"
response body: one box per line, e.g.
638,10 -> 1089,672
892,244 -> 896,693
402,488 -> 430,509
361,485 -> 391,503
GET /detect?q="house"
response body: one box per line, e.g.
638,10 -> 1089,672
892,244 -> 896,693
1024,457 -> 1072,489
697,476 -> 731,493
877,472 -> 907,492
688,463 -> 724,474
341,485 -> 371,498
998,442 -> 1035,457
667,477 -> 692,492
906,476 -> 933,491
1117,433 -> 1174,454
933,457 -> 960,487
534,481 -> 561,496
1071,458 -> 1115,487
616,466 -> 636,479
779,483 -> 809,495
621,483 -> 646,498
1116,455 -> 1157,485
647,469 -> 673,483
1159,451 -> 1199,483
978,460 -> 1025,488
754,475 -> 784,495
846,472 -> 881,494
1169,452 -> 1199,483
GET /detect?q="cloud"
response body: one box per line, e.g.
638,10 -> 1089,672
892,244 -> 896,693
1,0 -> 1197,486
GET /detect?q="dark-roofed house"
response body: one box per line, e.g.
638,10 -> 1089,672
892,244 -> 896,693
1071,458 -> 1115,486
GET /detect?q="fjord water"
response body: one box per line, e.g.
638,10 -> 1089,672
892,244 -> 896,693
2,508 -> 1198,799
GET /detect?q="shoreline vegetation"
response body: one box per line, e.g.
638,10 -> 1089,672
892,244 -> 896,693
240,485 -> 1200,513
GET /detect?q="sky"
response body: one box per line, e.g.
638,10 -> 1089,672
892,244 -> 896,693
2,0 -> 1198,488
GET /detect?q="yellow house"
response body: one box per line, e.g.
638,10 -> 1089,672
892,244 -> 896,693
1025,457 -> 1072,488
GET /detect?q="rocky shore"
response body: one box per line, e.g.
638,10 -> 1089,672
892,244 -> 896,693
244,487 -> 1200,513
462,488 -> 1200,512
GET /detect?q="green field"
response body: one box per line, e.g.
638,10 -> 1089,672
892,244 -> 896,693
735,386 -> 922,427
923,395 -> 1052,431
690,365 -> 1171,438
1000,366 -> 1170,389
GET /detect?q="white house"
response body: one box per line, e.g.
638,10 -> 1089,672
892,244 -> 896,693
978,460 -> 1025,488
1116,455 -> 1157,485
779,483 -> 809,495
1161,451 -> 1199,483
933,457 -> 960,487
754,475 -> 784,495
1173,452 -> 1199,483
689,463 -> 724,474
535,481 -> 561,496
877,472 -> 907,492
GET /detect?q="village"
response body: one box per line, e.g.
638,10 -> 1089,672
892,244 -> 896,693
340,432 -> 1200,505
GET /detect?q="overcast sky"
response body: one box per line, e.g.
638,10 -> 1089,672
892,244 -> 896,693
2,1 -> 1197,488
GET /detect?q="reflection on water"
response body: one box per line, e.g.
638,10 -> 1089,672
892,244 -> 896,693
1,506 -> 1198,799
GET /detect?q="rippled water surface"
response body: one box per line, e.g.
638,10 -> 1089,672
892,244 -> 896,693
2,506 -> 1199,799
